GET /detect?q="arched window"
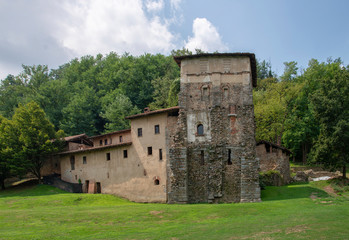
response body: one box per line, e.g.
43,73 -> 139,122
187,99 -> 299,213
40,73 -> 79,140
197,124 -> 204,135
154,179 -> 160,185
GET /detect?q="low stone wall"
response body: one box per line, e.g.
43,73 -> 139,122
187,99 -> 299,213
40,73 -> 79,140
257,144 -> 291,184
43,175 -> 82,193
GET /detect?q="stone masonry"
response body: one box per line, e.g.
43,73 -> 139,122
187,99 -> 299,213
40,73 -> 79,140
168,53 -> 261,203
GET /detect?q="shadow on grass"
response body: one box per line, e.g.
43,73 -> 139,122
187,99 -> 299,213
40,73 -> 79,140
261,184 -> 329,201
0,179 -> 68,198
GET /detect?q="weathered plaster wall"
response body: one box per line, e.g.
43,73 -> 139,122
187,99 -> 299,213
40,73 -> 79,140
60,113 -> 170,203
91,131 -> 131,147
41,155 -> 60,176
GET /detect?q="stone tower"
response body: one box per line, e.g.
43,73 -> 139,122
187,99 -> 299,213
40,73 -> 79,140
168,53 -> 261,203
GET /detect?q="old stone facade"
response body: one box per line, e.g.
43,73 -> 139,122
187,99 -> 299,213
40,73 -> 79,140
168,54 -> 260,203
257,140 -> 292,184
44,53 -> 262,203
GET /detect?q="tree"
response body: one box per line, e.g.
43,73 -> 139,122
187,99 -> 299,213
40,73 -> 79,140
59,82 -> 100,136
257,59 -> 273,80
11,102 -> 58,182
0,74 -> 27,118
167,78 -> 180,107
100,91 -> 140,132
281,61 -> 298,81
310,65 -> 349,178
0,115 -> 22,189
254,80 -> 300,145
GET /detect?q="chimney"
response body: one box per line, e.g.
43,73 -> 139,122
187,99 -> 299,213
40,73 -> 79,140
144,107 -> 150,113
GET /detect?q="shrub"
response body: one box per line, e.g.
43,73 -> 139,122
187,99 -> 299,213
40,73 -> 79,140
259,170 -> 283,187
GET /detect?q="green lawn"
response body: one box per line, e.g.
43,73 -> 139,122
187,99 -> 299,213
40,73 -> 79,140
0,181 -> 348,240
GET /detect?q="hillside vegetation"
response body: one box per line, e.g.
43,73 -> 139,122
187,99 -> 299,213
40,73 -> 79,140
0,181 -> 348,239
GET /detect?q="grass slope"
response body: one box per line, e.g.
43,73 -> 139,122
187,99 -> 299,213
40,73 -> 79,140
0,182 -> 348,240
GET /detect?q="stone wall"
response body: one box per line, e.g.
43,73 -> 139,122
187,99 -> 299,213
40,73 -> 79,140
257,143 -> 291,184
169,54 -> 260,203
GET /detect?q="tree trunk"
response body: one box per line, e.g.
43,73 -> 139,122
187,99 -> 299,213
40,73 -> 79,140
302,143 -> 307,164
343,164 -> 347,179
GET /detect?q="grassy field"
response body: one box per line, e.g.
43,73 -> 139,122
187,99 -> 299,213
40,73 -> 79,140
0,181 -> 348,240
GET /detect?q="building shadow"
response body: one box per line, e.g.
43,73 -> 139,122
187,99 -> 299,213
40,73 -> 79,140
261,184 -> 330,201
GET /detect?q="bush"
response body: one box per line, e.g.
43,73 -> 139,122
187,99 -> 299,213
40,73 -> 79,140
259,170 -> 283,188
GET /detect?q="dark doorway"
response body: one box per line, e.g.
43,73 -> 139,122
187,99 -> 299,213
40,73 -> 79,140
85,180 -> 89,193
96,182 -> 101,193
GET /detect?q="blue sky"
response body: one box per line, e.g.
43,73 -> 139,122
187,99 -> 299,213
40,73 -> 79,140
1,0 -> 348,79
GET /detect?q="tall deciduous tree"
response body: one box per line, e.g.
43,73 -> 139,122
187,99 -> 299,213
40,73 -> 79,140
12,102 -> 58,181
310,65 -> 349,178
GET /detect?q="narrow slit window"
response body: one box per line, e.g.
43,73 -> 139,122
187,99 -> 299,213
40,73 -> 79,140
227,149 -> 232,165
123,149 -> 128,158
106,152 -> 111,161
119,136 -> 123,143
83,156 -> 87,164
159,149 -> 163,161
200,150 -> 204,165
197,124 -> 204,135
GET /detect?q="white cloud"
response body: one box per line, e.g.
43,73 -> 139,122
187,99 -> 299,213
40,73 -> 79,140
145,0 -> 164,12
185,18 -> 228,53
60,0 -> 175,56
0,0 -> 182,79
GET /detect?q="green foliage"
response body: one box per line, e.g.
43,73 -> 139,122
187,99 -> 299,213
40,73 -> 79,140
100,90 -> 140,132
280,61 -> 298,81
256,59 -> 274,80
59,82 -> 100,136
310,63 -> 349,177
0,115 -> 21,189
1,52 -> 180,136
167,78 -> 180,107
254,80 -> 300,144
11,102 -> 60,180
259,170 -> 283,188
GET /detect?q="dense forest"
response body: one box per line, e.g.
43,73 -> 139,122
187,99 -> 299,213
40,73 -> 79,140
0,51 -> 348,187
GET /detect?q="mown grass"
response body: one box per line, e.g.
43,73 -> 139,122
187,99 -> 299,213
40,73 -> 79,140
0,181 -> 348,240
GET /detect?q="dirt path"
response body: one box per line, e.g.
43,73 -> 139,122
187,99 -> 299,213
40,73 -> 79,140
323,185 -> 338,197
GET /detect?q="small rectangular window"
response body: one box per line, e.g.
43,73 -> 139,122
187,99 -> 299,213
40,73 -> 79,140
106,152 -> 111,161
148,147 -> 152,155
99,140 -> 103,146
123,149 -> 128,158
83,156 -> 87,164
104,139 -> 108,145
159,149 -> 163,160
155,125 -> 160,134
138,128 -> 142,137
119,136 -> 123,143
70,156 -> 75,170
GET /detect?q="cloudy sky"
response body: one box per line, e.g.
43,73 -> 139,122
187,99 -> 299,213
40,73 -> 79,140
1,0 -> 349,79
